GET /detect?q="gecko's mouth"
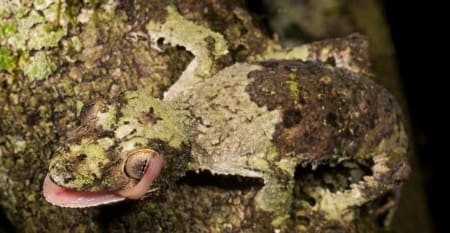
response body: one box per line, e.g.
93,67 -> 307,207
42,175 -> 126,208
43,153 -> 164,208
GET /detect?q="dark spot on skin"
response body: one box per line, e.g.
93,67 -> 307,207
283,109 -> 302,128
123,121 -> 130,124
129,128 -> 137,135
134,141 -> 144,147
77,153 -> 87,161
246,61 -> 402,163
63,175 -> 75,184
141,107 -> 162,124
91,173 -> 99,180
92,129 -> 115,139
116,105 -> 125,119
156,37 -> 165,47
204,36 -> 217,54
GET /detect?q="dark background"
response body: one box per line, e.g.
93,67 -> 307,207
384,2 -> 445,233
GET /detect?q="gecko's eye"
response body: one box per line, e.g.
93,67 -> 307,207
123,149 -> 159,180
118,149 -> 164,199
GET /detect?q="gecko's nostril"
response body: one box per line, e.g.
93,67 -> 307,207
123,149 -> 159,180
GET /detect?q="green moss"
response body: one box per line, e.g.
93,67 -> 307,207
248,157 -> 271,172
1,0 -> 67,51
275,158 -> 296,176
27,24 -> 66,50
33,0 -> 55,11
21,51 -> 56,81
5,135 -> 27,153
0,22 -> 16,39
76,100 -> 85,116
0,47 -> 17,72
0,2 -> 9,17
70,36 -> 83,52
18,11 -> 46,30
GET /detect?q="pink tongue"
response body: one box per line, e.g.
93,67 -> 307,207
43,175 -> 125,208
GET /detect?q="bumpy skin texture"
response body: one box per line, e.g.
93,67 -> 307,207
1,1 -> 409,232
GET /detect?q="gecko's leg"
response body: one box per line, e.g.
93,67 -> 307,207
146,6 -> 229,100
301,151 -> 409,225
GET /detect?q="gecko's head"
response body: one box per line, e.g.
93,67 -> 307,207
43,93 -> 190,207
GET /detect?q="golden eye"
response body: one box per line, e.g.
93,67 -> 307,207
123,149 -> 159,180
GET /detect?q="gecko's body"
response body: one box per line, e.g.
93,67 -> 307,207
44,6 -> 409,227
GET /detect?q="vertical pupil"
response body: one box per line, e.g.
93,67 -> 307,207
139,159 -> 149,177
124,149 -> 158,180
